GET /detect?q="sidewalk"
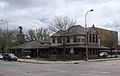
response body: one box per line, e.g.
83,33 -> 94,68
17,57 -> 120,64
18,58 -> 83,64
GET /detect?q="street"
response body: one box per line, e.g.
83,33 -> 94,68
0,60 -> 120,76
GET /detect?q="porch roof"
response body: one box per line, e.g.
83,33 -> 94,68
51,44 -> 110,49
9,41 -> 51,49
9,41 -> 110,50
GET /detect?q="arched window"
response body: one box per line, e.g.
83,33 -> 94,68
93,34 -> 95,42
96,35 -> 98,43
89,34 -> 91,42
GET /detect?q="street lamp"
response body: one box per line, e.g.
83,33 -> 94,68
1,20 -> 8,31
1,20 -> 9,53
85,9 -> 93,61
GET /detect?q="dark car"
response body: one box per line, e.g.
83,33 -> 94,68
3,53 -> 17,61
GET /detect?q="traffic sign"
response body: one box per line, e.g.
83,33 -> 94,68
70,49 -> 74,54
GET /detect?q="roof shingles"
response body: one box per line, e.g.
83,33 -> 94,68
51,25 -> 85,36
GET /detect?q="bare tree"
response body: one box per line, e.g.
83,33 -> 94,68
27,28 -> 50,42
50,16 -> 76,33
49,16 -> 76,59
0,28 -> 16,53
27,29 -> 36,41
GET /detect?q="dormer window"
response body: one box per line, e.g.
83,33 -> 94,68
77,38 -> 80,42
82,38 -> 85,42
52,37 -> 55,43
57,37 -> 62,43
67,37 -> 70,43
73,36 -> 77,42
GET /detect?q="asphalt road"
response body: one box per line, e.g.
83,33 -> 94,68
0,60 -> 120,76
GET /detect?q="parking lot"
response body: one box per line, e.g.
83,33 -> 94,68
1,59 -> 120,76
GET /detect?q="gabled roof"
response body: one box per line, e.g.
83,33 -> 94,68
86,27 -> 91,32
87,24 -> 95,32
17,41 -> 41,49
87,25 -> 99,35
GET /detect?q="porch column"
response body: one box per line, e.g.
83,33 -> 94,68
37,49 -> 39,63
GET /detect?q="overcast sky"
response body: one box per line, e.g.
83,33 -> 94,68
0,0 -> 120,43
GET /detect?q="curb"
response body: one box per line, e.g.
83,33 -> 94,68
88,58 -> 120,62
17,58 -> 120,64
17,60 -> 50,64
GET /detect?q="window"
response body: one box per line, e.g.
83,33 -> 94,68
52,37 -> 55,43
96,35 -> 98,43
93,34 -> 95,42
73,36 -> 77,42
89,51 -> 92,55
65,50 -> 70,55
74,50 -> 79,55
51,50 -> 56,55
89,34 -> 91,42
57,50 -> 62,55
67,37 -> 70,43
77,38 -> 80,42
82,38 -> 85,42
92,50 -> 97,55
96,50 -> 98,55
93,50 -> 96,55
57,37 -> 62,43
41,51 -> 45,54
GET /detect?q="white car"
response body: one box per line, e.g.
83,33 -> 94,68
0,54 -> 3,60
99,52 -> 108,58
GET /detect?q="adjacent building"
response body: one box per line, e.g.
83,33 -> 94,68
96,28 -> 118,49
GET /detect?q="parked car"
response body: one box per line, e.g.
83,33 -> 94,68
99,52 -> 108,58
3,53 -> 17,61
21,55 -> 31,59
23,55 -> 31,59
25,55 -> 31,59
0,54 -> 3,60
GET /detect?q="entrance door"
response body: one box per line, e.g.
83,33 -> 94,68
81,49 -> 86,60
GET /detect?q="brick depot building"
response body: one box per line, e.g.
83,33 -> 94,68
9,25 -> 110,60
